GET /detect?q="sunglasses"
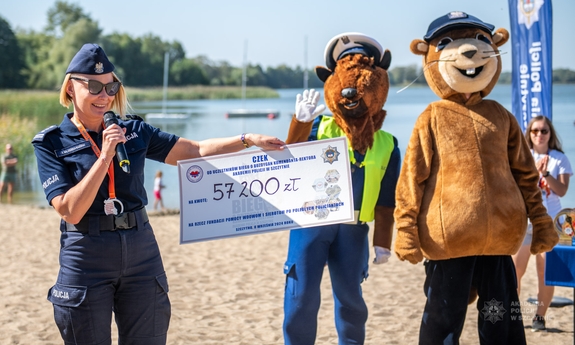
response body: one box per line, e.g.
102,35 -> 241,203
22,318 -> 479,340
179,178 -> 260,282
530,128 -> 549,135
70,77 -> 121,96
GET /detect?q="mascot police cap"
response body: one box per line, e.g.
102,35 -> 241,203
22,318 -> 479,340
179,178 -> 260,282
65,43 -> 115,75
324,32 -> 384,71
423,11 -> 495,42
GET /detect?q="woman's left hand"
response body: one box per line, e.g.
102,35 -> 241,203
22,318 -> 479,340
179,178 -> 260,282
245,133 -> 285,150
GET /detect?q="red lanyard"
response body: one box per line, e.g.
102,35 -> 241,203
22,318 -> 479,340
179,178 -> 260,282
71,117 -> 116,199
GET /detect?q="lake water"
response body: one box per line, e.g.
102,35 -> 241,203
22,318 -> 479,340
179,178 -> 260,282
12,84 -> 575,212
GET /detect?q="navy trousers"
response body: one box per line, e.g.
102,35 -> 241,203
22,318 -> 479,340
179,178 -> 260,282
47,218 -> 170,345
283,223 -> 370,345
420,255 -> 526,345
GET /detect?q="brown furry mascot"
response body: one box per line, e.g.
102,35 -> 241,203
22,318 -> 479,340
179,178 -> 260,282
282,32 -> 400,345
393,12 -> 558,345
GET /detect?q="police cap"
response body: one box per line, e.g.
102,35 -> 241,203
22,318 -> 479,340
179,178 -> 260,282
423,11 -> 495,42
65,43 -> 115,75
324,32 -> 384,71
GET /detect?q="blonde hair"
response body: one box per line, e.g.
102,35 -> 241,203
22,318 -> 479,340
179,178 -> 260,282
59,72 -> 131,118
155,170 -> 163,178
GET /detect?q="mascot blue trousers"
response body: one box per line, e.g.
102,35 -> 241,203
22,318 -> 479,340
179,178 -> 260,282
283,222 -> 369,345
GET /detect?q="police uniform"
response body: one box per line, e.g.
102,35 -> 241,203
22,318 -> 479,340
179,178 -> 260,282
32,43 -> 179,345
283,115 -> 400,345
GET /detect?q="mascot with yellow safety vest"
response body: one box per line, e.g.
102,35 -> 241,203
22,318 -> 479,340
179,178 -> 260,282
281,32 -> 400,345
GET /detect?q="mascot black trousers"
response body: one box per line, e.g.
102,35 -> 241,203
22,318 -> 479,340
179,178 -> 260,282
420,255 -> 526,345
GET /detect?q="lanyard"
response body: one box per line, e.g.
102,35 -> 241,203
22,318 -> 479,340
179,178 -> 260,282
70,116 -> 117,199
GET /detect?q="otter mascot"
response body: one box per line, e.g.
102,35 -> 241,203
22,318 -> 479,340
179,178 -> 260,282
393,12 -> 559,345
282,32 -> 400,345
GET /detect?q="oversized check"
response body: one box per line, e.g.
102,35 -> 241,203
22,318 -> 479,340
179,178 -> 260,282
177,137 -> 354,243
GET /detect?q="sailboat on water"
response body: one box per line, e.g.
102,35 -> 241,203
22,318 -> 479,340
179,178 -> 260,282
225,41 -> 280,119
146,52 -> 190,122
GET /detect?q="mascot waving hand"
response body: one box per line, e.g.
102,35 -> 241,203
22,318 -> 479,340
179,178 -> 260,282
393,12 -> 558,345
282,33 -> 400,345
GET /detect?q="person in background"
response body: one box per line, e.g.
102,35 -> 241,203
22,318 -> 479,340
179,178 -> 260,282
32,43 -> 285,345
0,143 -> 18,204
153,170 -> 165,211
512,115 -> 572,332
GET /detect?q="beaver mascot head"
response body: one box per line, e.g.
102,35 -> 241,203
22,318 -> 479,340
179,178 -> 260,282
316,33 -> 391,154
410,11 -> 508,101
285,32 -> 391,154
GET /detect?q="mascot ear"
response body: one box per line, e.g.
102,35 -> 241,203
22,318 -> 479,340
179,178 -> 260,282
410,39 -> 428,56
315,66 -> 332,83
492,28 -> 509,47
379,49 -> 392,70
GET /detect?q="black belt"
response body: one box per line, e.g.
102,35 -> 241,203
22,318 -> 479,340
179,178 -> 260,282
64,208 -> 148,233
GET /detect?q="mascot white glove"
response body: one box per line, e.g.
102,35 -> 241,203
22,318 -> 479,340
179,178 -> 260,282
295,89 -> 326,123
373,246 -> 391,265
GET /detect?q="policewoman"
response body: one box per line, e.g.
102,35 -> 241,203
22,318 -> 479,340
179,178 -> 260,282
32,43 -> 285,345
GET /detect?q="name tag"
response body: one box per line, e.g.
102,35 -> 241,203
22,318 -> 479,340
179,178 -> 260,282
55,141 -> 92,157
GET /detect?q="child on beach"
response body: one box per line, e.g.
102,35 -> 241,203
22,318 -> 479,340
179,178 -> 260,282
154,170 -> 166,210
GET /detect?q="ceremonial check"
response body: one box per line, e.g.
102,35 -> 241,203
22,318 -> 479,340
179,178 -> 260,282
177,137 -> 354,243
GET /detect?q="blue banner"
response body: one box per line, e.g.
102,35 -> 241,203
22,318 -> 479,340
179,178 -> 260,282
508,0 -> 553,131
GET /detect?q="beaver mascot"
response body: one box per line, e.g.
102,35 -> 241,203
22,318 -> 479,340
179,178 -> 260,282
282,32 -> 400,345
393,12 -> 559,345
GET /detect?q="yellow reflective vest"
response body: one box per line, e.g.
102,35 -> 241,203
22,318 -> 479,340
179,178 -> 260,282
315,116 -> 394,222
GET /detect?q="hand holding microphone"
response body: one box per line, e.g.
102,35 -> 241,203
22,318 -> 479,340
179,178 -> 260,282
103,111 -> 131,174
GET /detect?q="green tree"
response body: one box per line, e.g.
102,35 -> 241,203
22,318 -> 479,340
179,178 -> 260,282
28,18 -> 101,89
170,58 -> 208,86
102,33 -> 186,86
553,68 -> 575,83
245,64 -> 267,86
388,65 -> 426,86
102,33 -> 144,84
16,29 -> 55,88
265,65 -> 299,89
45,0 -> 92,37
498,71 -> 512,84
0,16 -> 25,88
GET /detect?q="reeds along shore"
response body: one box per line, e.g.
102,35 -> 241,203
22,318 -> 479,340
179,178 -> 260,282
1,204 -> 574,344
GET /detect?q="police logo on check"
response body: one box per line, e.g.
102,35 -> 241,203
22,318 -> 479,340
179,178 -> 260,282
186,165 -> 204,183
321,145 -> 340,164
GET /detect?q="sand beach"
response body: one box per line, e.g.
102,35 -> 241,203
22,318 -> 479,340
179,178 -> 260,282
1,204 -> 573,344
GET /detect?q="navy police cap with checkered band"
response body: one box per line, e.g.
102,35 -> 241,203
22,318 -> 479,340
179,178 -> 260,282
423,11 -> 495,42
65,43 -> 115,75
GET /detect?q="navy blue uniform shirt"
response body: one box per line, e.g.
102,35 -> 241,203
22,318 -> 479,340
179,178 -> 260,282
32,113 -> 179,215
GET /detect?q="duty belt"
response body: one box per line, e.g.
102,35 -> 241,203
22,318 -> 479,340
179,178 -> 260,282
63,208 -> 148,233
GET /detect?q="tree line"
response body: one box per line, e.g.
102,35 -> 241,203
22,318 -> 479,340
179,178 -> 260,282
1,1 -> 574,90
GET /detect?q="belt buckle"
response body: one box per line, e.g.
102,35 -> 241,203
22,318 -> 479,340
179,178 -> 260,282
114,213 -> 131,230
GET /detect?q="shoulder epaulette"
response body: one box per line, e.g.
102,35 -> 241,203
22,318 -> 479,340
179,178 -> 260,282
32,125 -> 59,143
125,114 -> 145,121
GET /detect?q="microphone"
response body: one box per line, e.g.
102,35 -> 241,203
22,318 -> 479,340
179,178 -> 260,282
103,111 -> 131,174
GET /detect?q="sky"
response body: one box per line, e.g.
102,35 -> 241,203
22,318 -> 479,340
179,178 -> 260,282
2,0 -> 574,72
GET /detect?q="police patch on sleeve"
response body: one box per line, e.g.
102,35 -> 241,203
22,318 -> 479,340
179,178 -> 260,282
32,125 -> 58,143
126,114 -> 145,121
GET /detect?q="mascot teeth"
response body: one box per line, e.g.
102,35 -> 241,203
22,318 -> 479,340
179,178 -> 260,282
466,68 -> 476,75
